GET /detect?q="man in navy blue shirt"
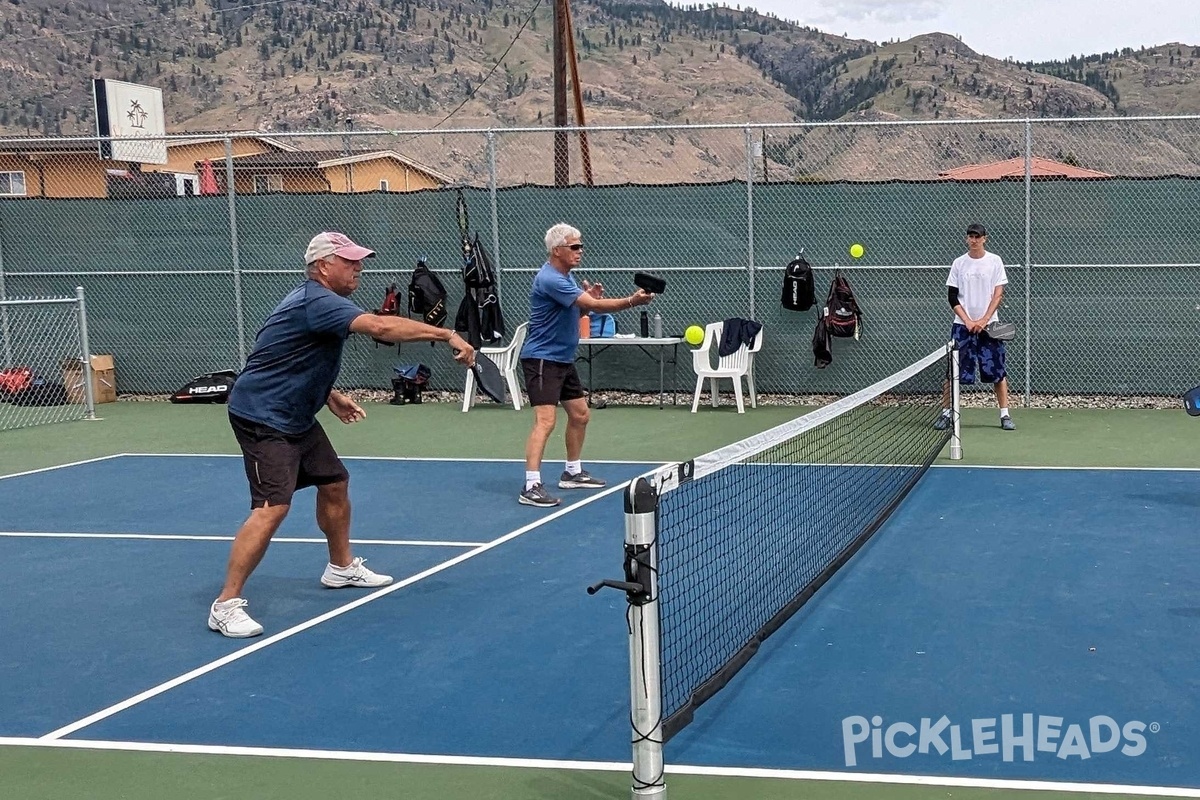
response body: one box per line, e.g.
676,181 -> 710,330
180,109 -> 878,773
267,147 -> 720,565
518,223 -> 655,507
209,231 -> 475,638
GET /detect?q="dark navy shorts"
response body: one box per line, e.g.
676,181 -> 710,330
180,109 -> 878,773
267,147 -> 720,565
229,413 -> 349,508
952,324 -> 1007,385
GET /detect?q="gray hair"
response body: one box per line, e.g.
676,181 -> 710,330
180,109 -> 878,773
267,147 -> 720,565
544,223 -> 581,253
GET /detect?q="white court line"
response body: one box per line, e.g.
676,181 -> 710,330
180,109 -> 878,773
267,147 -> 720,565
0,532 -> 485,546
38,477 -> 638,741
0,453 -> 127,481
1,738 -> 1197,797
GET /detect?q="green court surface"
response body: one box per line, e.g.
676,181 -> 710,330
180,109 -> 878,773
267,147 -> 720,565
1,399 -> 1195,800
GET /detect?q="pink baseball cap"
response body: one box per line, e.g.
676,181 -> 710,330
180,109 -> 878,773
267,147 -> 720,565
304,231 -> 375,264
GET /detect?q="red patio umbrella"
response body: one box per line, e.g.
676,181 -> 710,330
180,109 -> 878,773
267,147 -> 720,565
199,159 -> 219,195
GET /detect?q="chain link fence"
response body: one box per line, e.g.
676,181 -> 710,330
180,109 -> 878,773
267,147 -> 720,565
0,289 -> 94,430
1,116 -> 1198,404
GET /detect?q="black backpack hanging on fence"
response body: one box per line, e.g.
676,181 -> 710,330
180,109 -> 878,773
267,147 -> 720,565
407,258 -> 448,329
170,370 -> 238,404
781,252 -> 815,311
823,269 -> 863,338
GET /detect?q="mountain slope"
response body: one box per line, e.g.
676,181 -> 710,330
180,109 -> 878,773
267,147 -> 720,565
1,0 -> 1197,181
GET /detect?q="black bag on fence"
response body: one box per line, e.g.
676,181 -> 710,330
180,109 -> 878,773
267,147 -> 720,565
170,370 -> 238,404
781,253 -> 815,311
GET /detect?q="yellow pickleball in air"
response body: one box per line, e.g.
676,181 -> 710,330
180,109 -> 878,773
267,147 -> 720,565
850,243 -> 865,259
685,325 -> 705,346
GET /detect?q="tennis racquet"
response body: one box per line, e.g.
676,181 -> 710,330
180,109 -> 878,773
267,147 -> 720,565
456,188 -> 473,265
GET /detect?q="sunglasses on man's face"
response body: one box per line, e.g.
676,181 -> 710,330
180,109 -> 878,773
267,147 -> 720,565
562,243 -> 584,251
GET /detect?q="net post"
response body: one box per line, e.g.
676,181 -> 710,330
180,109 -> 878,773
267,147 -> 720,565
949,341 -> 962,460
76,286 -> 97,420
625,477 -> 666,800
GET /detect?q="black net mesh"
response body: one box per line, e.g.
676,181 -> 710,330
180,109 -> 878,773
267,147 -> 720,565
655,345 -> 954,740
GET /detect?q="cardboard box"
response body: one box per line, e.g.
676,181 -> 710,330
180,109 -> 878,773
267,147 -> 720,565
62,354 -> 117,404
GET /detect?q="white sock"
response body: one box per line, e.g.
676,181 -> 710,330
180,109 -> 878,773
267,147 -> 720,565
940,408 -> 952,417
1000,407 -> 1009,418
525,471 -> 541,490
565,460 -> 582,476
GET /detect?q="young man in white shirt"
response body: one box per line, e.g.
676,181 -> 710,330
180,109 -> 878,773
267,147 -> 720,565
936,223 -> 1015,431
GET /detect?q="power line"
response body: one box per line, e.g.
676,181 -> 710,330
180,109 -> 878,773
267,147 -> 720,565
425,0 -> 544,131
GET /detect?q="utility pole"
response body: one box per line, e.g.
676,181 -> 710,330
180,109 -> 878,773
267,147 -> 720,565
552,0 -> 569,186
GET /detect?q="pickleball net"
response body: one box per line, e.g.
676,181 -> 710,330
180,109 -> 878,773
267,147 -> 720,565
607,342 -> 960,798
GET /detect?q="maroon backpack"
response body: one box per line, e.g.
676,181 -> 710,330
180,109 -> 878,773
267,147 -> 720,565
823,270 -> 862,338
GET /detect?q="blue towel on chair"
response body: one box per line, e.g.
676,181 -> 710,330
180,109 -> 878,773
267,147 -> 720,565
718,318 -> 762,357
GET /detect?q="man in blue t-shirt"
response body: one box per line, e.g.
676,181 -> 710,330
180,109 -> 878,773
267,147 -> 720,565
517,223 -> 655,508
209,231 -> 475,638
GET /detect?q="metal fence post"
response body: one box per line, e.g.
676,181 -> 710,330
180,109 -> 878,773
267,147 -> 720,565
487,130 -> 503,300
0,215 -> 11,367
744,126 -> 756,319
76,286 -> 96,420
225,137 -> 247,368
1023,120 -> 1033,406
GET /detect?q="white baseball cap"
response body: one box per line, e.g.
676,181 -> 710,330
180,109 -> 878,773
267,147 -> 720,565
304,231 -> 375,264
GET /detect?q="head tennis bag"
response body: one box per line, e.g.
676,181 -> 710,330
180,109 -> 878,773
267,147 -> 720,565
823,269 -> 862,338
781,253 -> 815,311
408,258 -> 448,329
170,370 -> 238,404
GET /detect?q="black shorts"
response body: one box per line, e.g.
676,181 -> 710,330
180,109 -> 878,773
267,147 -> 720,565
228,413 -> 349,508
521,358 -> 586,406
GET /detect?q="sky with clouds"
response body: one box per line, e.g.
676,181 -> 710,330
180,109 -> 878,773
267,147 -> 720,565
717,0 -> 1199,62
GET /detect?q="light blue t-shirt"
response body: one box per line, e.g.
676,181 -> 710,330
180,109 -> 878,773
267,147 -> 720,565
228,280 -> 365,434
520,263 -> 584,363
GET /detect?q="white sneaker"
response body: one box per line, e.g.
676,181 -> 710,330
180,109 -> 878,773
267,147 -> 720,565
321,557 -> 394,589
208,597 -> 264,638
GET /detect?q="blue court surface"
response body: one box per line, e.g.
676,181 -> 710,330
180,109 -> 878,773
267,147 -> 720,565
2,457 -> 1198,793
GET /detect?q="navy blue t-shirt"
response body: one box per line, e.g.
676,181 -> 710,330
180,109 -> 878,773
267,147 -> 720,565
228,280 -> 365,434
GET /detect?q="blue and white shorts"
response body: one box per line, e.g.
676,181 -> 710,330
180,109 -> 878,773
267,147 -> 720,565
951,323 -> 1007,385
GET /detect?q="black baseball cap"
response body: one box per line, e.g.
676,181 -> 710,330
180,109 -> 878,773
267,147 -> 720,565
966,223 -> 987,236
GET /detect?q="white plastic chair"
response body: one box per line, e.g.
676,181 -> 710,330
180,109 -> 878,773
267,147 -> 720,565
463,322 -> 528,412
690,321 -> 764,413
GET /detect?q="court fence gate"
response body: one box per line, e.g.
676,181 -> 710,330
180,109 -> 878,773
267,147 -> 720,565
0,287 -> 97,431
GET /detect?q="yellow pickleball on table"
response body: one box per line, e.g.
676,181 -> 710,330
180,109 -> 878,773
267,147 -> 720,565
685,325 -> 705,346
850,243 -> 865,259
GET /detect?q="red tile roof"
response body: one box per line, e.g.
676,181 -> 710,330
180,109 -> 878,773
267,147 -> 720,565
939,157 -> 1112,180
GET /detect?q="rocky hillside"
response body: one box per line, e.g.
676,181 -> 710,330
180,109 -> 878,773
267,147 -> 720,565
0,0 -> 1196,179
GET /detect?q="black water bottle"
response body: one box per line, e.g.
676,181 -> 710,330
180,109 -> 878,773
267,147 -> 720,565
640,310 -> 649,338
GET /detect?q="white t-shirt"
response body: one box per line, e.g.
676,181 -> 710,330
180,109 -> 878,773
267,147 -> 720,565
947,250 -> 1007,324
